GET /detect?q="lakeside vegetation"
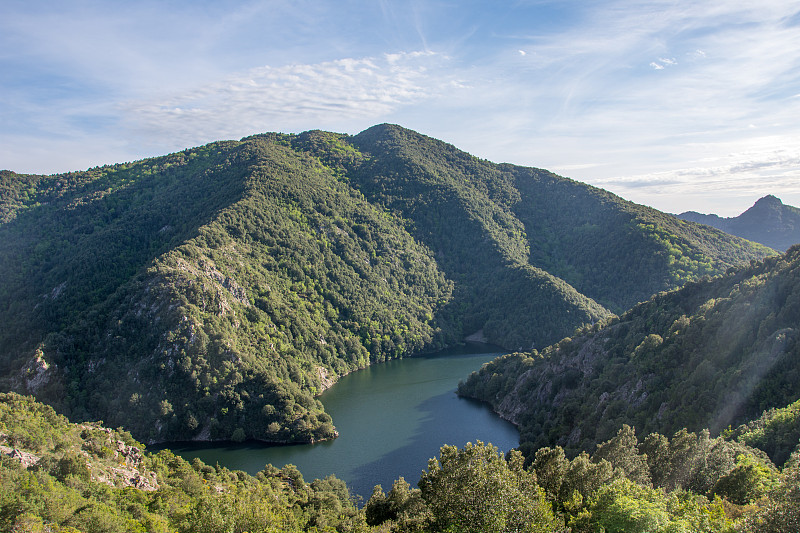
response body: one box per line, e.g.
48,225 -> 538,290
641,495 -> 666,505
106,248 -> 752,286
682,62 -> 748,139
2,392 -> 798,532
2,124 -> 797,531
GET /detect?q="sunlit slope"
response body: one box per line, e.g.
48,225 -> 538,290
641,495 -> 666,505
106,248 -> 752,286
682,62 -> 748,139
0,135 -> 452,443
351,124 -> 774,316
460,246 -> 800,457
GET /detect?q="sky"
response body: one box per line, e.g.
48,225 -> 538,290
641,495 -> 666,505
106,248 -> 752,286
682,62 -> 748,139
2,0 -> 800,216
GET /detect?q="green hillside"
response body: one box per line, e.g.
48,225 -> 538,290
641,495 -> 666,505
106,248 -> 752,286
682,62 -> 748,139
0,125 -> 772,444
0,392 -> 364,532
349,125 -> 773,316
0,135 -> 453,443
4,392 -> 798,533
459,245 -> 800,458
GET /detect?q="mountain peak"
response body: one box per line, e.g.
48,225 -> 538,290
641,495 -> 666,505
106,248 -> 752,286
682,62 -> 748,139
677,194 -> 799,251
752,194 -> 783,208
741,194 -> 785,221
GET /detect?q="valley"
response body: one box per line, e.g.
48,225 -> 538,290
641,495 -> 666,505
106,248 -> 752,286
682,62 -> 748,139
0,125 -> 773,445
1,125 -> 798,532
162,344 -> 518,500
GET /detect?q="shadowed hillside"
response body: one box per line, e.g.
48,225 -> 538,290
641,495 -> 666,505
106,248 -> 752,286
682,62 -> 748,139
460,245 -> 800,458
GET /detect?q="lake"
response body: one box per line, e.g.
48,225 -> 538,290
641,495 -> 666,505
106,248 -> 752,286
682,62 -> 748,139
165,344 -> 519,500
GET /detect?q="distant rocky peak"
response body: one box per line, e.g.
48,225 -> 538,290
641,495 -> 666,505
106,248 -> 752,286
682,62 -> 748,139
748,194 -> 784,213
677,194 -> 800,251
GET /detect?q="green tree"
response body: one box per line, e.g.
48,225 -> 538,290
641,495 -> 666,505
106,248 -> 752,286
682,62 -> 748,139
711,453 -> 776,504
418,441 -> 560,533
571,478 -> 671,533
738,453 -> 800,532
365,477 -> 428,529
557,452 -> 615,507
593,425 -> 651,487
530,446 -> 569,504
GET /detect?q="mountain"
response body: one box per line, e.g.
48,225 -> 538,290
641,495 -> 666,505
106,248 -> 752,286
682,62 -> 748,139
0,125 -> 773,444
459,245 -> 800,460
678,195 -> 800,252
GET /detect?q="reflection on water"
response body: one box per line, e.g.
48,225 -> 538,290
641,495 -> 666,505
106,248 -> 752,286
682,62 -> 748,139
161,344 -> 519,499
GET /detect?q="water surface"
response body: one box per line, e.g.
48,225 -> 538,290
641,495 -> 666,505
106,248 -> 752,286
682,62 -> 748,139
166,344 -> 518,499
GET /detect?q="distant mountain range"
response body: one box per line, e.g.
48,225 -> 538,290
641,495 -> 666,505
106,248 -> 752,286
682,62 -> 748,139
0,124 -> 773,444
678,195 -> 800,252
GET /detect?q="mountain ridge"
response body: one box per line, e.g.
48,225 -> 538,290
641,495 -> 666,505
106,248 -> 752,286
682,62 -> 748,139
0,124 -> 775,444
459,244 -> 800,459
678,194 -> 800,252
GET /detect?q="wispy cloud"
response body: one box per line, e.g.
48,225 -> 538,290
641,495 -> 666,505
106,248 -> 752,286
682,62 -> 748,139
124,51 -> 451,151
3,0 -> 799,214
427,0 -> 800,213
588,138 -> 800,214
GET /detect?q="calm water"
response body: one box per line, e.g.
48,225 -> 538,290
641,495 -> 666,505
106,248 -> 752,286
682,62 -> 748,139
165,344 -> 518,499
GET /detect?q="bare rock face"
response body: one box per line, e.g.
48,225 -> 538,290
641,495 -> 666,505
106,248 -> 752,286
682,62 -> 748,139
315,365 -> 336,392
465,329 -> 488,343
90,462 -> 159,491
0,445 -> 41,468
79,425 -> 160,491
20,348 -> 54,394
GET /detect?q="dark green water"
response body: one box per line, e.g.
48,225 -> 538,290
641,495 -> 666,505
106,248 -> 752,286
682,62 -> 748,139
165,344 -> 518,499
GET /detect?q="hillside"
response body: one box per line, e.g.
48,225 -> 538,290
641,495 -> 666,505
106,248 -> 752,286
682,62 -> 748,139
349,125 -> 773,317
0,392 -> 364,532
0,125 -> 773,444
678,194 -> 800,251
459,245 -> 800,459
4,391 -> 797,533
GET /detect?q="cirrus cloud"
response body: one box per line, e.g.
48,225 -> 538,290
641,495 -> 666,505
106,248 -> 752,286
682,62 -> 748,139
124,51 -> 452,151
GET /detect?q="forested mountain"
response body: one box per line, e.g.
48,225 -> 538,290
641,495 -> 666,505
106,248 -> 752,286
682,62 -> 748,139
678,195 -> 800,252
0,124 -> 772,444
349,125 -> 772,317
459,245 -> 800,460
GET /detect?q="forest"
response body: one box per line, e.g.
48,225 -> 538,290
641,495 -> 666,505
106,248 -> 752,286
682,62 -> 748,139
458,245 -> 800,461
0,125 -> 773,445
2,391 -> 798,532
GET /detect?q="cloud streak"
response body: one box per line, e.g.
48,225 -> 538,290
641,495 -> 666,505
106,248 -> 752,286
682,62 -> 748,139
425,0 -> 800,214
124,51 -> 451,151
2,0 -> 799,214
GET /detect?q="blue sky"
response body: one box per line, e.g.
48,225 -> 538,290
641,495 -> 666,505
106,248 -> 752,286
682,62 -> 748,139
2,0 -> 799,215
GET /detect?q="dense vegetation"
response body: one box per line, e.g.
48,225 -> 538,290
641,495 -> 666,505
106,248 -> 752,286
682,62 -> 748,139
459,245 -> 800,459
0,134 -> 453,444
726,397 -> 800,468
0,125 -> 772,444
349,125 -> 772,317
3,392 -> 798,533
0,392 -> 364,532
678,195 -> 800,252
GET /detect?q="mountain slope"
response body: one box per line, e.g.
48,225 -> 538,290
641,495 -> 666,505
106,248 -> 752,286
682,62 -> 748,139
678,194 -> 800,251
459,245 -> 800,457
0,392 -> 364,533
349,125 -> 773,316
0,135 -> 454,443
0,125 -> 774,444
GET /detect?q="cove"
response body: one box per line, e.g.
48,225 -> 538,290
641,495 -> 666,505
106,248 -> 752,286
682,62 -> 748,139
165,344 -> 518,499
